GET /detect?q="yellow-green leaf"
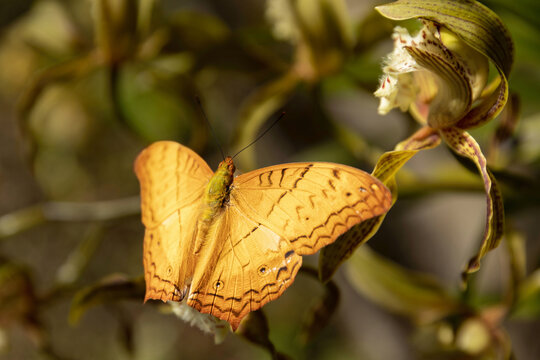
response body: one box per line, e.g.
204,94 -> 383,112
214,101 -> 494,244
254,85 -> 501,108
318,127 -> 441,282
346,246 -> 457,321
439,128 -> 504,278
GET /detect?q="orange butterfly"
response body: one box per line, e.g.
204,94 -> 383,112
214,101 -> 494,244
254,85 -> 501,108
135,141 -> 391,330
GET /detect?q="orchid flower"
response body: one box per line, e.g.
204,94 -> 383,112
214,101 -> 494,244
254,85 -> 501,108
320,0 -> 514,283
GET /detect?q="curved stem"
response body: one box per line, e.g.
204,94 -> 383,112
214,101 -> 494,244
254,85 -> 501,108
0,196 -> 140,239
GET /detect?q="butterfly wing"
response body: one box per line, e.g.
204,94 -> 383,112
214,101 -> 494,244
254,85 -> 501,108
135,141 -> 213,302
231,162 -> 392,255
187,204 -> 303,331
187,162 -> 391,330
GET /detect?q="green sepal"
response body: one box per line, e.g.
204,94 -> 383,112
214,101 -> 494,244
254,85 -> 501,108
318,127 -> 441,282
439,128 -> 505,280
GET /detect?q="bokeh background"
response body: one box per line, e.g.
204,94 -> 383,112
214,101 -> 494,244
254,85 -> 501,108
1,0 -> 539,359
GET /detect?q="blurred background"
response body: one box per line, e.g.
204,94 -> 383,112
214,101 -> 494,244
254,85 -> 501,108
0,0 -> 539,359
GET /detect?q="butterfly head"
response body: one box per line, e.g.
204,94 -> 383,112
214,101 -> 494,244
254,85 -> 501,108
219,156 -> 236,175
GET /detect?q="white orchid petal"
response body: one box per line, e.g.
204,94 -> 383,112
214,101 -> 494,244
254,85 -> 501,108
375,20 -> 489,128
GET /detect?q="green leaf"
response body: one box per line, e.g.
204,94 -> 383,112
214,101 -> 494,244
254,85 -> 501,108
69,275 -> 145,325
318,127 -> 441,282
439,128 -> 504,278
346,246 -> 457,320
376,0 -> 514,129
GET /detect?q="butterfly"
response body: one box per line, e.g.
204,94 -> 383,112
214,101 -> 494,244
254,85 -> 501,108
135,141 -> 392,330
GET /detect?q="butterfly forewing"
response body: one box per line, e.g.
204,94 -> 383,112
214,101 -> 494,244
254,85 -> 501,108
135,141 -> 213,302
135,141 -> 213,227
231,163 -> 392,255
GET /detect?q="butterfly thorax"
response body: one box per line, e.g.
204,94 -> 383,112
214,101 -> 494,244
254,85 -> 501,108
192,157 -> 235,264
200,156 -> 235,224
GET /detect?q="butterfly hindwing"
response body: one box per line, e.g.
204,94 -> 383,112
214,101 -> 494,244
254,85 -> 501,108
187,204 -> 303,330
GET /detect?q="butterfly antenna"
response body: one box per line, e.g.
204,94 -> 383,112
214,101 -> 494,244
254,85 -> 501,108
232,112 -> 286,160
195,96 -> 226,160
